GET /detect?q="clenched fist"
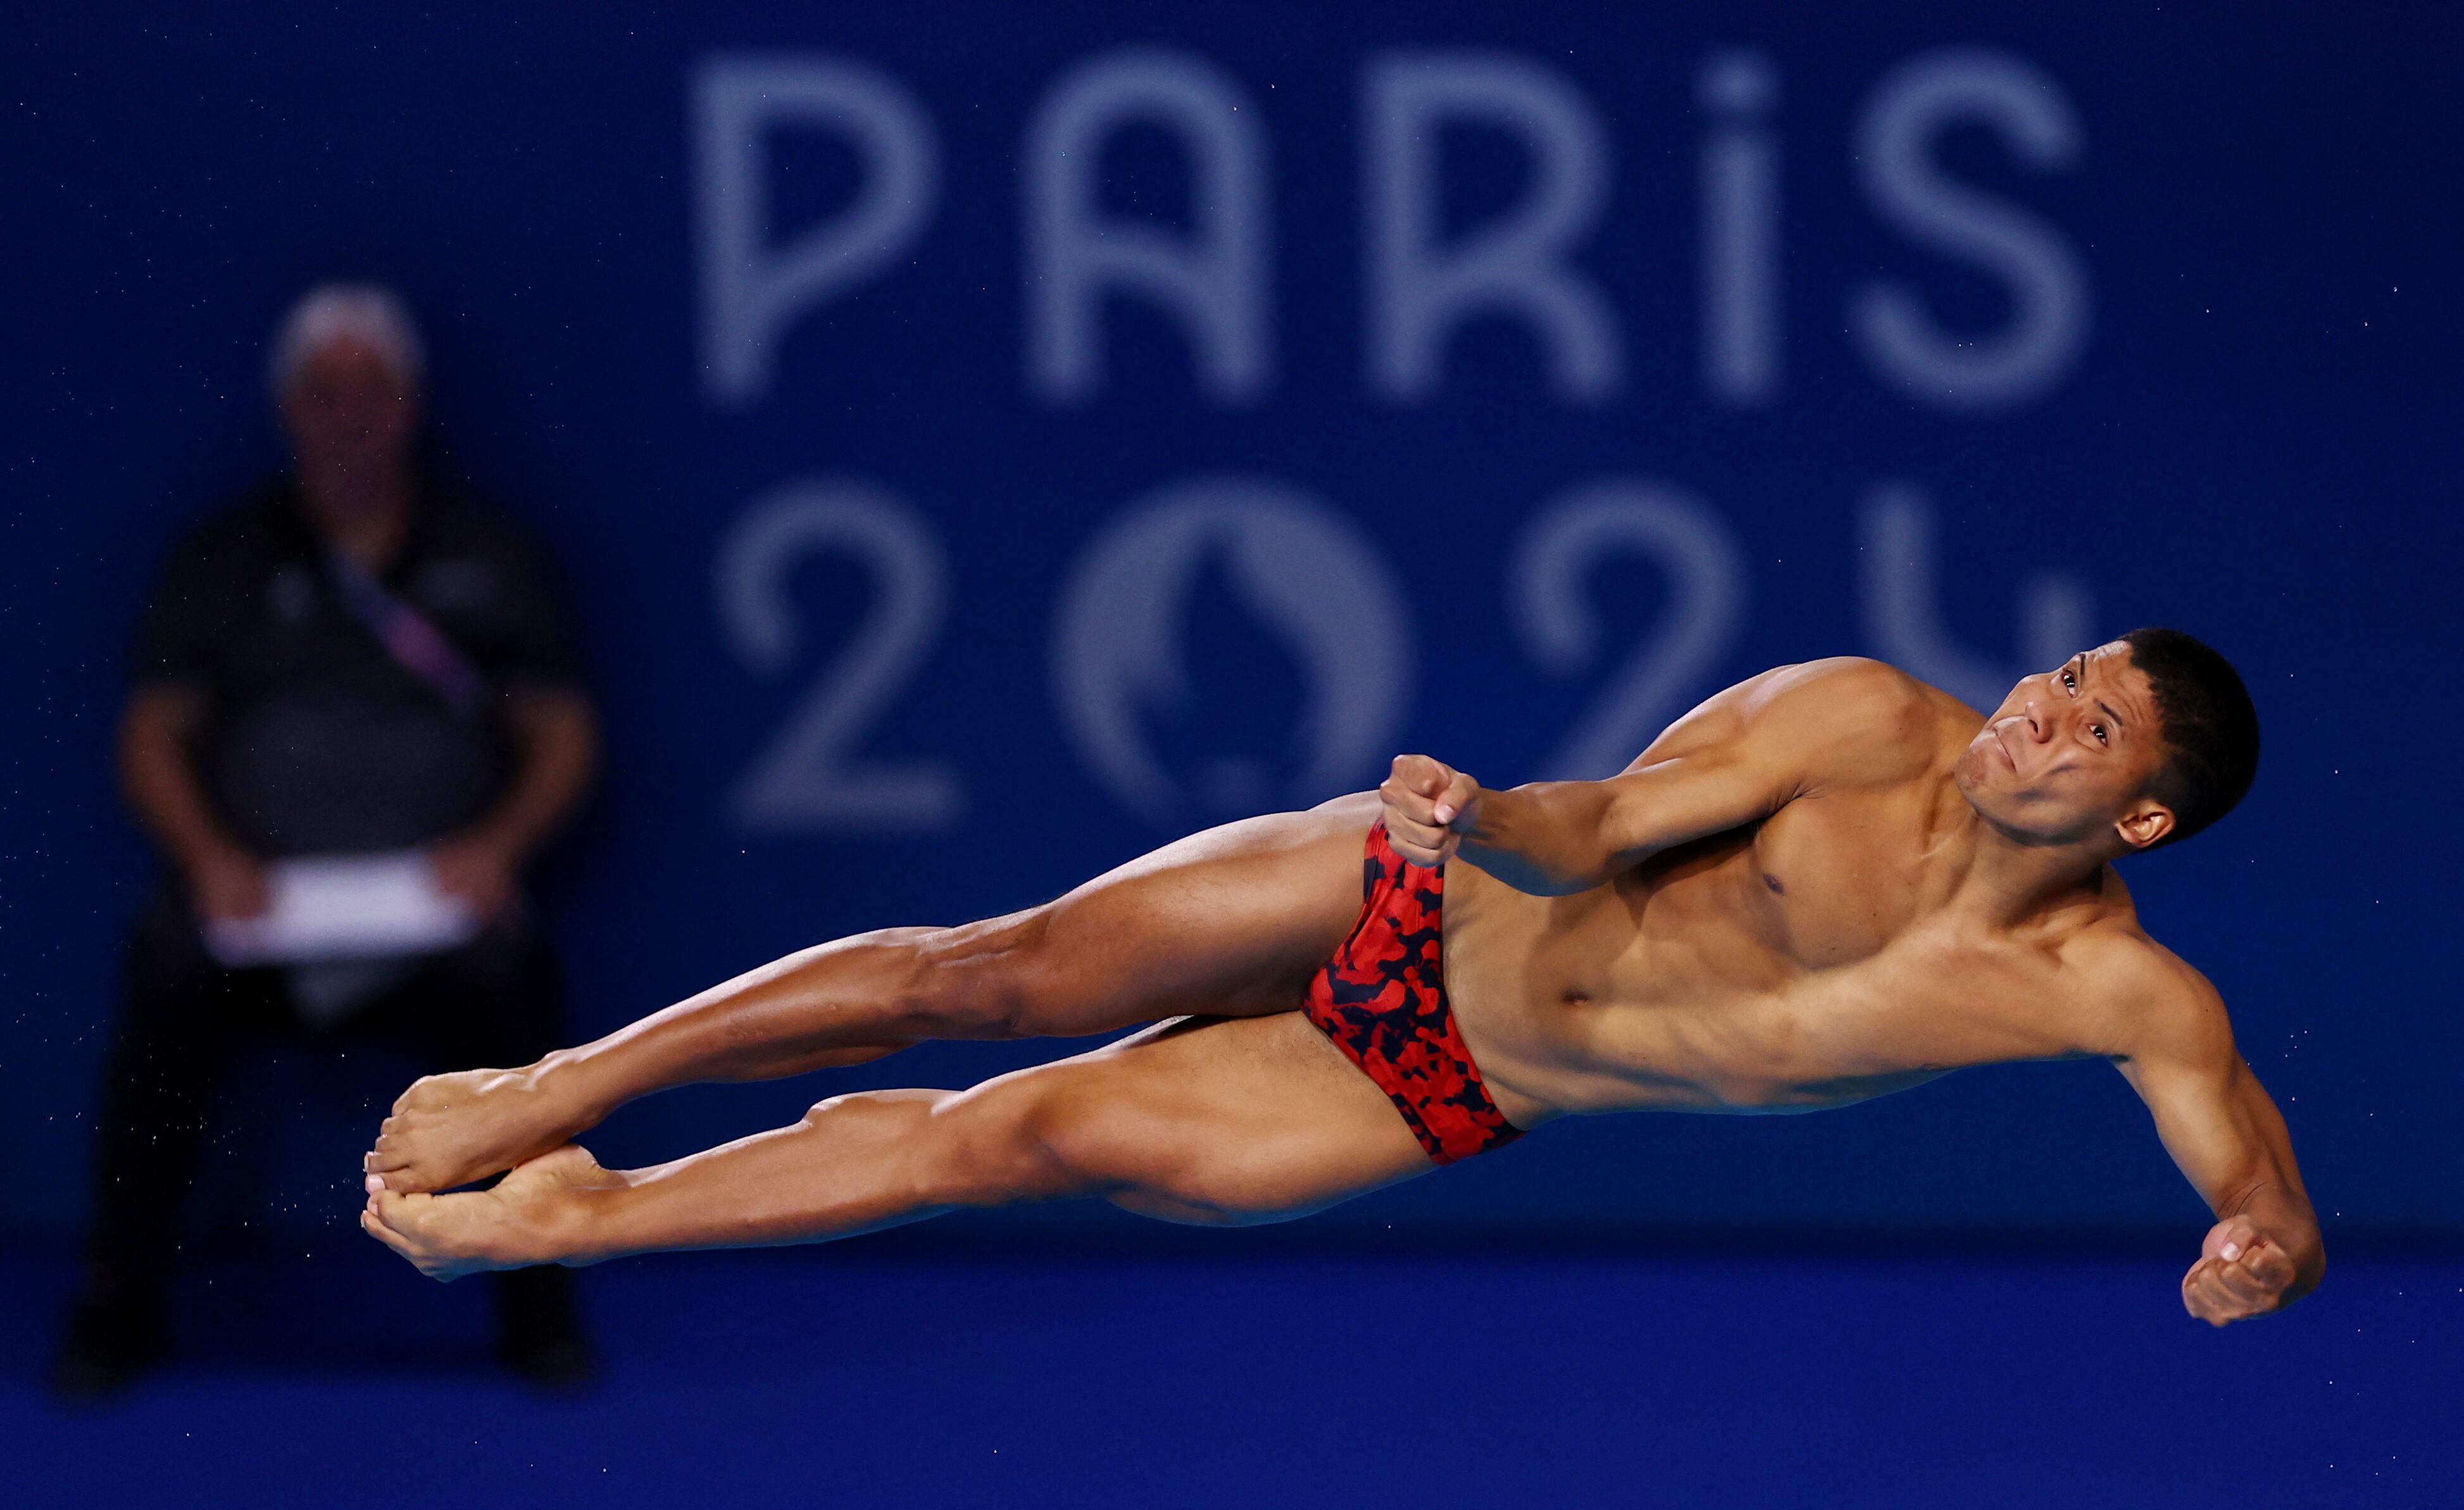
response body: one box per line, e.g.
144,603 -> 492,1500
2180,1216 -> 2299,1325
1381,754 -> 1481,866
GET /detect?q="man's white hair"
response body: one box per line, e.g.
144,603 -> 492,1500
268,282 -> 426,395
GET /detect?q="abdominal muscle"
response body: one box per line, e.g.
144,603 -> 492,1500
1439,837 -> 1992,1125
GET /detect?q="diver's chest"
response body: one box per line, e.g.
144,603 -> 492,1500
1740,802 -> 1940,968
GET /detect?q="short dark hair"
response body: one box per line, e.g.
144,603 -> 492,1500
2119,628 -> 2261,848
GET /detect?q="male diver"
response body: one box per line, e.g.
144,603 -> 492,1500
362,630 -> 2315,1326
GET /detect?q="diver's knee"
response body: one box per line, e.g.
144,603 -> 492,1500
899,913 -> 1068,1039
913,1080 -> 1089,1207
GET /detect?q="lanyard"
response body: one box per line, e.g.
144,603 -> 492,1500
325,551 -> 489,716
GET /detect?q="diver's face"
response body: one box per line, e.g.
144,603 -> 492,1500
1955,641 -> 2177,850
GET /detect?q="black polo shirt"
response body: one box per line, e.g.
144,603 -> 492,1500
135,475 -> 581,858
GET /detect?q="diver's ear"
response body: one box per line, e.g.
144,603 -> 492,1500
2115,801 -> 2176,852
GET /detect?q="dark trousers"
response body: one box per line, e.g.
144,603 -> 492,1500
78,892 -> 578,1349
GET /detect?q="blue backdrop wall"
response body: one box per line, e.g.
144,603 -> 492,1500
4,1 -> 2458,1245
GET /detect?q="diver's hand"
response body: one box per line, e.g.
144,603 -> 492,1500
2180,1215 -> 2300,1325
1380,755 -> 1481,866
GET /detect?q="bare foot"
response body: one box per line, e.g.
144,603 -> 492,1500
361,1145 -> 621,1282
363,1063 -> 594,1194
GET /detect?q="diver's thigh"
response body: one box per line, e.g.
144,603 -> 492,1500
975,794 -> 1382,1032
982,1011 -> 1434,1223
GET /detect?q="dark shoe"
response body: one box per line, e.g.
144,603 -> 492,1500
50,1300 -> 166,1401
498,1325 -> 600,1390
492,1262 -> 594,1388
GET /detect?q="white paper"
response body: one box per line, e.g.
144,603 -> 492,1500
203,851 -> 478,967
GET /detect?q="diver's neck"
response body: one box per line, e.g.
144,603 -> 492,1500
1943,813 -> 2116,929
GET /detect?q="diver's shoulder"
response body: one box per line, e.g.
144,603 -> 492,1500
1756,657 -> 1946,724
1793,656 -> 2012,740
1737,658 -> 1946,780
2064,911 -> 2234,1058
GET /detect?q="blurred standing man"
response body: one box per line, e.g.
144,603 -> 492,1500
55,285 -> 601,1394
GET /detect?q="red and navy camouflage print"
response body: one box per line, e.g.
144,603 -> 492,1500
1301,821 -> 1525,1164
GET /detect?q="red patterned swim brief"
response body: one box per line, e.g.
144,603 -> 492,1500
1300,821 -> 1525,1164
